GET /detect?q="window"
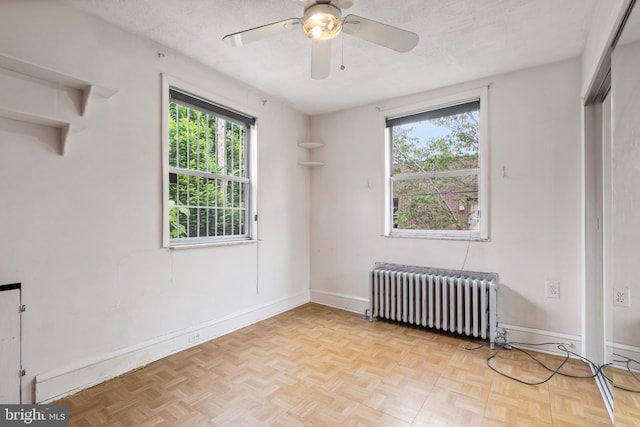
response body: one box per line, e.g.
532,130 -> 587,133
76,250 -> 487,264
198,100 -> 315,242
162,78 -> 256,247
385,88 -> 488,239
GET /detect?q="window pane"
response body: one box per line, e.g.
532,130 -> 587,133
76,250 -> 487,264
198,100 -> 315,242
198,208 -> 208,237
178,208 -> 188,238
167,88 -> 252,243
208,116 -> 216,173
176,105 -> 188,169
392,110 -> 479,175
239,128 -> 246,178
207,179 -> 217,207
217,207 -> 226,236
197,176 -> 207,207
169,206 -> 178,238
236,209 -> 244,235
188,207 -> 198,237
392,175 -> 479,232
218,122 -> 245,178
216,118 -> 226,175
177,174 -> 188,205
169,103 -> 177,167
188,175 -> 198,207
168,181 -> 177,204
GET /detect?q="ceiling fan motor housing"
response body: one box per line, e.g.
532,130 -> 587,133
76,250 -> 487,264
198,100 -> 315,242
302,3 -> 343,40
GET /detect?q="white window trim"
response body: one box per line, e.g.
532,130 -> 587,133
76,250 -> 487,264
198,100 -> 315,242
383,86 -> 489,241
161,74 -> 259,248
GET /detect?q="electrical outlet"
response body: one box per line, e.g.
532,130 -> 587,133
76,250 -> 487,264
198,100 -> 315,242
545,280 -> 560,299
188,333 -> 201,344
613,286 -> 630,307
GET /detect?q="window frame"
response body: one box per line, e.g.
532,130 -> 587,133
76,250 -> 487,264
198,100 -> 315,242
383,87 -> 489,241
161,74 -> 258,248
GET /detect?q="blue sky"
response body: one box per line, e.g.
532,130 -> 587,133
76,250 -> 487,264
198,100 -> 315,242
401,120 -> 451,146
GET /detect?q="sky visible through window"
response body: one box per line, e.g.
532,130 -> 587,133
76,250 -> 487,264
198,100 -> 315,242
400,112 -> 479,158
407,120 -> 450,143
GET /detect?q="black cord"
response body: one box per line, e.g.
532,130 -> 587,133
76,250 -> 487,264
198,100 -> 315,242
464,341 -> 640,393
488,345 -> 571,385
457,229 -> 473,276
605,354 -> 640,393
513,342 -> 600,379
465,341 -> 599,386
613,354 -> 640,382
462,342 -> 489,351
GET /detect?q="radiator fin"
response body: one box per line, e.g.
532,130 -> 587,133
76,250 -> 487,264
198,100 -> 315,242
370,263 -> 498,347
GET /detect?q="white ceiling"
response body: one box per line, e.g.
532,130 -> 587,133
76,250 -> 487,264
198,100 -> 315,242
64,0 -> 598,116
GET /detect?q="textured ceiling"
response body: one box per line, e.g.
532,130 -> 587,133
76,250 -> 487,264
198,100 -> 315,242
63,0 -> 598,116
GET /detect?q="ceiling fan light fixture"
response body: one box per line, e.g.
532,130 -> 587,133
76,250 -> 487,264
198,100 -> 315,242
303,4 -> 342,40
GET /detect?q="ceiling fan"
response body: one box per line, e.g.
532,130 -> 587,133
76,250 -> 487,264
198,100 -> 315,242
222,0 -> 419,80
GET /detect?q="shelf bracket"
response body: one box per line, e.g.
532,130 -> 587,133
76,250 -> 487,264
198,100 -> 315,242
60,124 -> 72,155
81,85 -> 95,117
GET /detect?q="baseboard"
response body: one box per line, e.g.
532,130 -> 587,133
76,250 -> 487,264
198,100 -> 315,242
497,323 -> 583,356
35,291 -> 310,403
309,289 -> 368,315
606,341 -> 640,367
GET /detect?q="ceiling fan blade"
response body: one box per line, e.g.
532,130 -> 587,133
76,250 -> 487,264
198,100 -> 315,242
334,0 -> 359,9
311,39 -> 331,80
342,14 -> 419,52
223,18 -> 301,47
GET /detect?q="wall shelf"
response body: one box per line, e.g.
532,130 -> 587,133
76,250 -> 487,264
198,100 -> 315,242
0,106 -> 80,155
297,141 -> 324,167
297,161 -> 325,167
0,52 -> 117,155
0,53 -> 116,116
297,142 -> 324,149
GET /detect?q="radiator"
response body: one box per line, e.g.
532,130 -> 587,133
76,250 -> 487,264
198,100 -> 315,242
369,263 -> 498,348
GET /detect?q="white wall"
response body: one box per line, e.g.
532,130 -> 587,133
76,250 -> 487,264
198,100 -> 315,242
0,1 -> 311,403
309,59 -> 584,344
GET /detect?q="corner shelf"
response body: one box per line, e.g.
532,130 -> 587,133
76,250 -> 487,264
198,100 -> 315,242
297,141 -> 325,167
297,142 -> 324,150
0,52 -> 117,155
297,161 -> 325,167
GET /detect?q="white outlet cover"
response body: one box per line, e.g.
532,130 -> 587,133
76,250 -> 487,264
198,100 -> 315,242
545,280 -> 560,299
613,287 -> 630,307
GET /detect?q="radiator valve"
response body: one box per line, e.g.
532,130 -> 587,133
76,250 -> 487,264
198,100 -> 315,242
495,327 -> 510,345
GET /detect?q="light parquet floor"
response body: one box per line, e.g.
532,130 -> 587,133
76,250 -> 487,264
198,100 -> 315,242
58,303 -> 614,426
604,366 -> 640,426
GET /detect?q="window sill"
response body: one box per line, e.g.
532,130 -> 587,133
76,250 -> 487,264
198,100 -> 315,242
168,239 -> 258,250
385,232 -> 488,242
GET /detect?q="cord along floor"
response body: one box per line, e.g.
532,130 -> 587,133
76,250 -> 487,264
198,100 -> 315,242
57,303 -> 613,426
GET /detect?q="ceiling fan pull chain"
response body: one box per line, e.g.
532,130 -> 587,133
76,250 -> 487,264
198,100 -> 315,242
340,32 -> 346,70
